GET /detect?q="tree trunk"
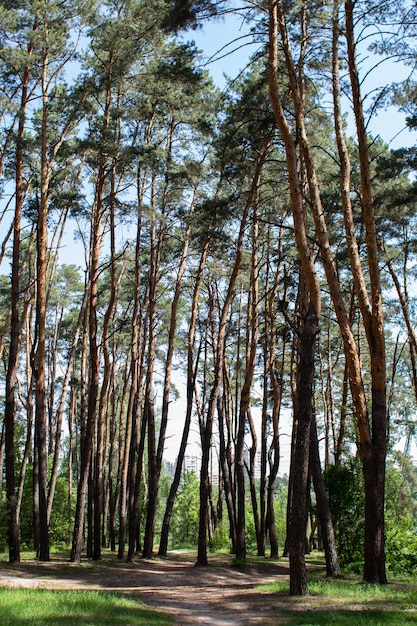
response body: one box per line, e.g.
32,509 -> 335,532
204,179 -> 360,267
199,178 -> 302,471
236,197 -> 260,560
143,181 -> 195,558
309,417 -> 341,578
70,194 -> 103,563
337,0 -> 387,583
120,173 -> 147,560
288,271 -> 318,596
158,231 -> 211,557
268,4 -> 321,594
141,176 -> 161,559
4,33 -> 35,564
217,393 -> 237,554
16,300 -> 35,524
268,0 -> 387,586
93,172 -> 119,560
265,221 -> 287,558
197,142 -> 271,566
47,289 -> 88,523
33,67 -> 50,560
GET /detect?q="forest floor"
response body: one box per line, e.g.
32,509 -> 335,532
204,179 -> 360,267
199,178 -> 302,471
0,549 -> 325,625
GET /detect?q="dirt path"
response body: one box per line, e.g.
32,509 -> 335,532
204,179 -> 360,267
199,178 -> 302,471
0,551 -> 295,625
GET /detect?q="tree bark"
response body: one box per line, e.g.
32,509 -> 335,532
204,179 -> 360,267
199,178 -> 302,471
141,175 -> 161,559
268,3 -> 320,594
338,0 -> 387,583
4,30 -> 35,564
143,179 -> 196,558
70,172 -> 105,564
309,417 -> 341,577
288,270 -> 318,596
197,141 -> 271,566
158,230 -> 211,556
236,197 -> 260,560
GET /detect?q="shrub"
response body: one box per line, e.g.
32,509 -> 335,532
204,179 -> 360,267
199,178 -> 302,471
324,461 -> 364,567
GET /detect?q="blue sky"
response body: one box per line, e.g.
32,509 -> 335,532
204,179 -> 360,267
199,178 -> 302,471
187,9 -> 417,151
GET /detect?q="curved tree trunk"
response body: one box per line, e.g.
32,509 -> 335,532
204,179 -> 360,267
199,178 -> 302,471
158,231 -> 210,557
309,416 -> 341,578
336,0 -> 387,583
143,181 -> 195,558
268,3 -> 321,594
197,141 -> 271,566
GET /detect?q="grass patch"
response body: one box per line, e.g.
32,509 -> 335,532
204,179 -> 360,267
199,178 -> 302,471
260,570 -> 417,625
0,588 -> 172,625
287,611 -> 417,625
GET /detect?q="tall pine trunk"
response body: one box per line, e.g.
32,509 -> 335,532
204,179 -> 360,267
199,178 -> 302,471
309,417 -> 341,577
4,32 -> 35,564
197,143 -> 271,565
158,231 -> 211,557
334,0 -> 387,583
268,3 -> 321,593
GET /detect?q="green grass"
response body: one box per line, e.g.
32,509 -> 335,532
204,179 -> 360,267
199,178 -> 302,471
286,613 -> 417,625
0,588 -> 172,625
260,573 -> 417,625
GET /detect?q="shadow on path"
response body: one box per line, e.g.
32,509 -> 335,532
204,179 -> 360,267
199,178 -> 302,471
0,551 -> 296,625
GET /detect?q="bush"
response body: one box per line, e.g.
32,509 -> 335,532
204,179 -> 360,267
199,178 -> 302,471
325,458 -> 417,574
208,517 -> 230,552
170,471 -> 200,547
385,462 -> 417,574
324,461 -> 364,567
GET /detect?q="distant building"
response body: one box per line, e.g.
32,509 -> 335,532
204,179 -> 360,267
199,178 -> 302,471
243,448 -> 262,479
182,454 -> 200,475
165,449 -> 263,485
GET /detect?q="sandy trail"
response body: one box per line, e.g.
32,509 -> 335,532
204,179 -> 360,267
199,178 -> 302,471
0,552 -> 293,625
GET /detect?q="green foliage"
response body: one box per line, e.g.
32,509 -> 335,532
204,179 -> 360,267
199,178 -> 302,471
208,517 -> 230,552
49,475 -> 74,547
274,480 -> 289,551
0,589 -> 171,625
170,472 -> 200,547
3,465 -> 73,550
324,461 -> 365,567
161,0 -> 218,32
386,526 -> 417,576
244,510 -> 257,553
385,460 -> 417,574
325,458 -> 417,575
154,464 -> 172,539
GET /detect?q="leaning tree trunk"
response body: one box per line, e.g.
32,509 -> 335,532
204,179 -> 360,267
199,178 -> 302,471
158,230 -> 211,557
268,3 -> 321,594
309,416 -> 341,578
336,0 -> 387,583
143,181 -> 195,558
197,142 -> 271,566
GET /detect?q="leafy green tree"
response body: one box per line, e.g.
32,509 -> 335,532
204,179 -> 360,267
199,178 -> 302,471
171,472 -> 200,547
324,462 -> 365,568
385,458 -> 417,574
